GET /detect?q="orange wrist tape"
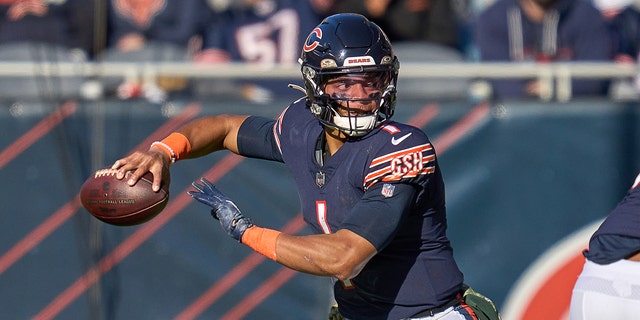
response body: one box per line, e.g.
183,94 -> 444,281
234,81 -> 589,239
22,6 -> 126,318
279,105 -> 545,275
241,226 -> 281,261
160,132 -> 191,161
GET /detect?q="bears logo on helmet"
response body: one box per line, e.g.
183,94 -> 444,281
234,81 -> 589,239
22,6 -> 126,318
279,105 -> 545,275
303,27 -> 322,52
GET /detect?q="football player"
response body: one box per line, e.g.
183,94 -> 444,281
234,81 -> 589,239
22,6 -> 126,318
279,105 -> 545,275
570,171 -> 640,319
113,13 -> 498,320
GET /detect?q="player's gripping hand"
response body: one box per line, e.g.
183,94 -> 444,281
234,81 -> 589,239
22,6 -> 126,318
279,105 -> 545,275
111,148 -> 170,192
188,178 -> 253,242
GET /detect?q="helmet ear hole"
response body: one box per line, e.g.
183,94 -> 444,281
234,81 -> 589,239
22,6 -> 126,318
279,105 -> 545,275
307,94 -> 334,123
310,103 -> 323,116
378,85 -> 397,120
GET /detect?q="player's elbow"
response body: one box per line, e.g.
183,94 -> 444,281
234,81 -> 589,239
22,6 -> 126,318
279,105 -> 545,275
329,261 -> 360,281
329,248 -> 371,280
333,264 -> 364,281
327,230 -> 376,280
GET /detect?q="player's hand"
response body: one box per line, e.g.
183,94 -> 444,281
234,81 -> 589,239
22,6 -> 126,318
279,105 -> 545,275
188,178 -> 253,242
111,147 -> 170,192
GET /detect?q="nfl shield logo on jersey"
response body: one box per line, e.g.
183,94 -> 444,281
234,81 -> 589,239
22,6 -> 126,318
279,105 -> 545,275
381,183 -> 395,198
316,171 -> 326,188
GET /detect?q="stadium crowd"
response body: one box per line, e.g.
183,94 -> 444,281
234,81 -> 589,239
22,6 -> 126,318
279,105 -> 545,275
0,0 -> 639,102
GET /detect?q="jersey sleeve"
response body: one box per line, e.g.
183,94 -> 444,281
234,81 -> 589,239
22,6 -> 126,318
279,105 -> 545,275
341,182 -> 419,251
363,124 -> 438,191
344,124 -> 444,251
586,172 -> 640,263
236,115 -> 283,162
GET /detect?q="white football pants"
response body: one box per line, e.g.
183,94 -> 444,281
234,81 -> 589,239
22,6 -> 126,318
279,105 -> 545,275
570,259 -> 640,320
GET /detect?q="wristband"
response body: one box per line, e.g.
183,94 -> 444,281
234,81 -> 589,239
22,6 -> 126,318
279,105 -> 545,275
241,226 -> 281,261
151,141 -> 176,164
151,132 -> 191,164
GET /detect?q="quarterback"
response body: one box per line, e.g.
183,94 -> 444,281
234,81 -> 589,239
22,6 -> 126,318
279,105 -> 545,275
113,13 -> 498,320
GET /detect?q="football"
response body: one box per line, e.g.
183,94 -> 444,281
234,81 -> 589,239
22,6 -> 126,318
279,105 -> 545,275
80,168 -> 169,226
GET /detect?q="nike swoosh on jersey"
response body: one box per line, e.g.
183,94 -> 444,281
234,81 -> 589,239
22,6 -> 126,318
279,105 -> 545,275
391,133 -> 412,145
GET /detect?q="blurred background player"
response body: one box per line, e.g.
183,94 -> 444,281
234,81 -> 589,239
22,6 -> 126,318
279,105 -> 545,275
192,0 -> 322,103
570,170 -> 640,319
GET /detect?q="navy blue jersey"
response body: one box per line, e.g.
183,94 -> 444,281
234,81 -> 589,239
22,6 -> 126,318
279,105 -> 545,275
237,99 -> 464,319
584,172 -> 640,264
202,0 -> 320,64
201,1 -> 321,96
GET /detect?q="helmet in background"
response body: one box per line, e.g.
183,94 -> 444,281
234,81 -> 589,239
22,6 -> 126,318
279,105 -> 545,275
299,13 -> 399,137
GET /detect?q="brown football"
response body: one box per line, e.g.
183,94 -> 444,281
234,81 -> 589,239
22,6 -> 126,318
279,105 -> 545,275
80,168 -> 169,226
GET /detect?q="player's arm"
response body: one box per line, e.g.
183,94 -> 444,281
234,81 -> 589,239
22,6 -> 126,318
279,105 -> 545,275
175,114 -> 248,157
189,178 -> 377,280
112,114 -> 249,191
277,182 -> 418,279
275,229 -> 376,280
189,179 -> 415,280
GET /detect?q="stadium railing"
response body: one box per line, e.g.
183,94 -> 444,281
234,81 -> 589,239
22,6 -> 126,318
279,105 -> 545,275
0,61 -> 636,102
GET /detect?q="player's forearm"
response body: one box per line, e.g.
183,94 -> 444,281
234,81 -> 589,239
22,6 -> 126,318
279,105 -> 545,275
176,115 -> 249,158
272,230 -> 376,281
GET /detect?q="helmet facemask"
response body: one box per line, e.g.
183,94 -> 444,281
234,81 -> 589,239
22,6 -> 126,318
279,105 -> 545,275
304,67 -> 397,137
299,13 -> 399,138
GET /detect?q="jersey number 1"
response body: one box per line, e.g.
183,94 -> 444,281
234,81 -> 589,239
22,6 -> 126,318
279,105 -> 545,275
316,200 -> 355,290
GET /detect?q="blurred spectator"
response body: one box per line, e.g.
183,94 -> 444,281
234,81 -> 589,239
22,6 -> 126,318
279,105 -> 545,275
0,0 -> 95,57
592,0 -> 640,99
101,0 -> 212,102
315,0 -> 464,52
105,0 -> 211,53
0,0 -> 95,101
392,41 -> 471,100
593,0 -> 640,62
311,0 -> 474,100
193,0 -> 322,103
474,0 -> 614,101
470,0 -> 498,14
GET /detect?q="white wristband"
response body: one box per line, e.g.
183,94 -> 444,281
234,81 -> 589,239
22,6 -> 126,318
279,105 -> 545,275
151,141 -> 176,164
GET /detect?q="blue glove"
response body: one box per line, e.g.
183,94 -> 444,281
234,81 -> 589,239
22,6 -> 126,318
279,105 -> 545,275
188,178 -> 253,242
